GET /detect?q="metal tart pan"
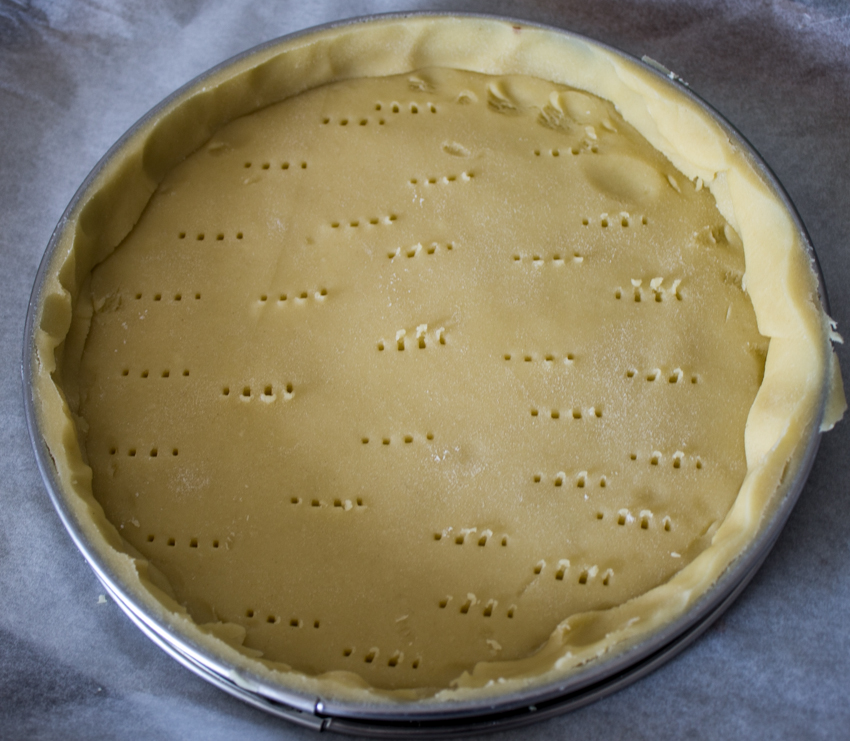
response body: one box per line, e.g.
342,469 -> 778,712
23,12 -> 832,736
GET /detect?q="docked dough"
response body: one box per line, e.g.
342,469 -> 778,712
76,69 -> 765,690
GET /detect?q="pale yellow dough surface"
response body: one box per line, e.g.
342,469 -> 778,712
31,16 -> 843,704
77,69 -> 764,690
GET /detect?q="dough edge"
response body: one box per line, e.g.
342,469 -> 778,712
28,14 -> 844,706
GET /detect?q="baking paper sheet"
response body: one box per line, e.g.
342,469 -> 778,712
2,1 -> 848,738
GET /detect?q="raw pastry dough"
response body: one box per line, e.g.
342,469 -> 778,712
30,16 -> 843,703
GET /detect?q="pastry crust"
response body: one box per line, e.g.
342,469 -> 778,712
29,15 -> 844,705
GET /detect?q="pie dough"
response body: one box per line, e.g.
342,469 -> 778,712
30,16 -> 844,704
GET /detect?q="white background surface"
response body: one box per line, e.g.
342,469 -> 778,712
2,1 -> 849,738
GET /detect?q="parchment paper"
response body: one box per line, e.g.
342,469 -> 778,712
2,1 -> 848,738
